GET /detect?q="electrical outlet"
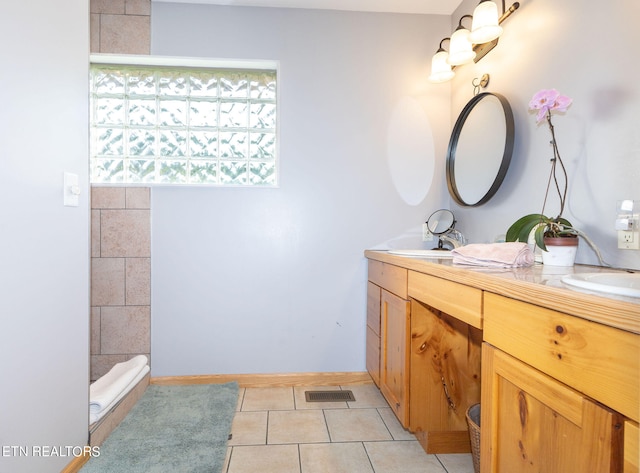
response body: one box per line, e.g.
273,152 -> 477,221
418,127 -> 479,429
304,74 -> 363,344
618,231 -> 640,250
422,223 -> 433,242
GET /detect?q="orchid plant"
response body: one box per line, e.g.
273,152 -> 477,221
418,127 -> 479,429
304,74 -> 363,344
506,89 -> 578,251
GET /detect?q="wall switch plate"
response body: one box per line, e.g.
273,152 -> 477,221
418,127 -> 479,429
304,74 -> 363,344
618,230 -> 640,250
422,223 -> 433,242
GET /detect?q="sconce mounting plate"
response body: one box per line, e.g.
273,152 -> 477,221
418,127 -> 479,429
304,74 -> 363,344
473,38 -> 499,63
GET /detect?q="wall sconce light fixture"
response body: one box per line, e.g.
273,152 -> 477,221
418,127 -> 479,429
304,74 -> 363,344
428,0 -> 520,83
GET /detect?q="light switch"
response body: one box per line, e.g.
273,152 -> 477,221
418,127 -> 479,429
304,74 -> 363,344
64,172 -> 80,207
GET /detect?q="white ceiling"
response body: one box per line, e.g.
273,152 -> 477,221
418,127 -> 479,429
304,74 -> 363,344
152,0 -> 464,16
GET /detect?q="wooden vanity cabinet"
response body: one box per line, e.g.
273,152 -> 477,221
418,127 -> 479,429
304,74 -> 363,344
366,260 -> 410,427
482,292 -> 639,473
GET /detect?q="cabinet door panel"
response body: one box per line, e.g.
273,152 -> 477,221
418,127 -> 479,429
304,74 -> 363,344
379,289 -> 410,427
482,344 -> 623,473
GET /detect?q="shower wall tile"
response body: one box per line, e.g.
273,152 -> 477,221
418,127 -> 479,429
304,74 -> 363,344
91,209 -> 101,257
91,186 -> 151,380
100,14 -> 150,55
125,258 -> 150,305
125,0 -> 151,16
91,354 -> 128,382
91,257 -> 125,306
92,187 -> 126,209
101,306 -> 150,354
91,307 -> 101,355
101,209 -> 151,257
125,187 -> 150,209
90,14 -> 100,53
91,0 -> 125,14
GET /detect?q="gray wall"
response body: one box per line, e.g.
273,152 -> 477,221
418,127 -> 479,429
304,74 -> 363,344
0,1 -> 90,472
448,0 -> 640,270
151,0 -> 640,378
150,5 -> 451,376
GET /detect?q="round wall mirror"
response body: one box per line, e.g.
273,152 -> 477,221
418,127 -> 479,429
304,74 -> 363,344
446,92 -> 514,207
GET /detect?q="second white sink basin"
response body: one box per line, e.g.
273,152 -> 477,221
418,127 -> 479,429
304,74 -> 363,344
388,249 -> 453,258
561,272 -> 640,298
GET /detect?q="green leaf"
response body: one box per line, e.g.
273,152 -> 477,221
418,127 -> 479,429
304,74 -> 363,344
506,214 -> 547,243
534,225 -> 548,251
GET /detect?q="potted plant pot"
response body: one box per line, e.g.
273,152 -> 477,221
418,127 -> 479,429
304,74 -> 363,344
541,236 -> 578,266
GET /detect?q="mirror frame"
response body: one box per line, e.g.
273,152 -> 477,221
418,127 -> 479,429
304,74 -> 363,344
446,92 -> 515,207
426,209 -> 456,235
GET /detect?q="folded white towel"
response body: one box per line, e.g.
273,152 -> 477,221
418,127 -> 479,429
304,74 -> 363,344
90,355 -> 148,419
451,242 -> 534,268
89,364 -> 149,425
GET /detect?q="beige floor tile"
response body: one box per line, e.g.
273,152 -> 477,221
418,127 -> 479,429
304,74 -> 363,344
229,411 -> 268,446
365,441 -> 446,473
241,387 -> 295,411
227,444 -> 300,473
236,388 -> 245,411
268,410 -> 330,444
300,442 -> 374,473
324,408 -> 392,442
436,453 -> 475,473
342,384 -> 388,408
377,407 -> 416,441
293,385 -> 349,409
223,446 -> 231,472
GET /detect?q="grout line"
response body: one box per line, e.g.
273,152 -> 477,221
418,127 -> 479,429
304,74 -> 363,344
265,410 -> 271,445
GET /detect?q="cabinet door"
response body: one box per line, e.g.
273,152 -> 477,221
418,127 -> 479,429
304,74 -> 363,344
366,281 -> 381,386
481,344 -> 623,473
625,420 -> 639,473
409,298 -> 482,453
379,288 -> 410,427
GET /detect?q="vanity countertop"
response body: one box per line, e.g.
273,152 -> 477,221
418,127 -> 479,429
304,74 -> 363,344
365,250 -> 640,335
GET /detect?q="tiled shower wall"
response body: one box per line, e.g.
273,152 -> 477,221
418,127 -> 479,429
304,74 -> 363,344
90,0 -> 150,55
89,1 -> 151,381
91,188 -> 151,381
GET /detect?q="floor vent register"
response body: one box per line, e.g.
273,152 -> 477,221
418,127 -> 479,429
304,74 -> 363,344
304,390 -> 356,402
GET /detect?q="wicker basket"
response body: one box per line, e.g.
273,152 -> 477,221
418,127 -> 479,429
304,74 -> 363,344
466,403 -> 481,473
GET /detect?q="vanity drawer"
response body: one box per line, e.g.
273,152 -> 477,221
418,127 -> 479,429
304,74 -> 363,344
484,292 -> 639,422
408,271 -> 482,329
368,260 -> 407,299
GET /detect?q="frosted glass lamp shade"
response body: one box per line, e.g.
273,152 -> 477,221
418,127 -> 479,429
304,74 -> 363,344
428,51 -> 455,83
469,1 -> 503,44
447,28 -> 476,65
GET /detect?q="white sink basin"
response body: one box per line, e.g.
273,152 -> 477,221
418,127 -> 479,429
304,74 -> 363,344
388,249 -> 453,258
561,272 -> 640,298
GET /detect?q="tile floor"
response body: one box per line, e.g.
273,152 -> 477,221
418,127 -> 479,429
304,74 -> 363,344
223,383 -> 475,473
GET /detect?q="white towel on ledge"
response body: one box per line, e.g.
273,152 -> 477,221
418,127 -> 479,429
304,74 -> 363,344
451,242 -> 534,268
89,364 -> 149,425
90,355 -> 148,421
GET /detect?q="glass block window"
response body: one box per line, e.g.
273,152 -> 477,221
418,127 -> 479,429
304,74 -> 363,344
90,64 -> 277,186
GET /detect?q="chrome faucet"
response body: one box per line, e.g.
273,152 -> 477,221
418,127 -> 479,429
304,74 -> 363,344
439,230 -> 466,249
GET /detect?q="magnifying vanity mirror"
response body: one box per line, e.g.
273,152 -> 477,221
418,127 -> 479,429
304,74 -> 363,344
426,209 -> 463,249
446,92 -> 514,207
